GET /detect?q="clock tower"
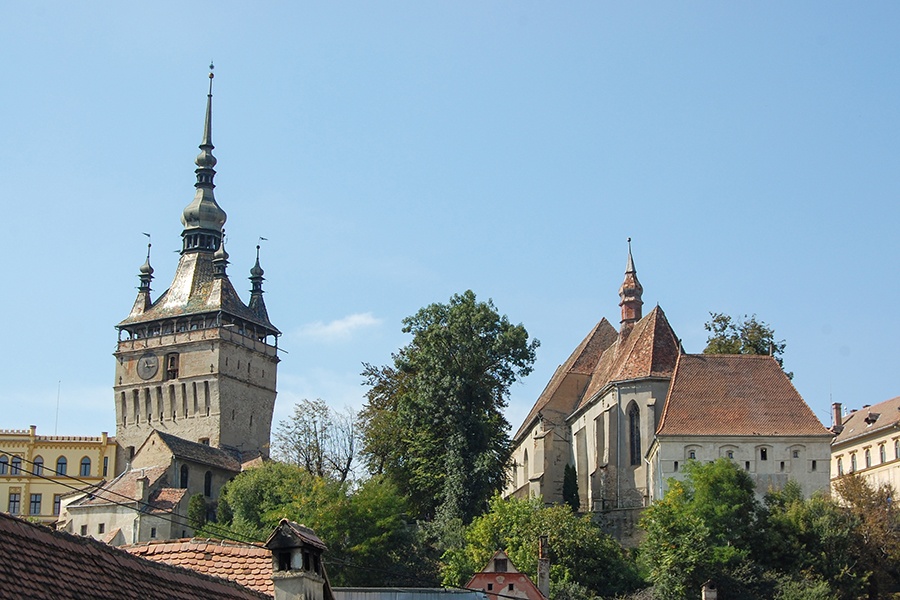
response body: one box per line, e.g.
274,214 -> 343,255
113,68 -> 280,468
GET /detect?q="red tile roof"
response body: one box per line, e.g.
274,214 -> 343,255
577,306 -> 680,411
0,512 -> 270,600
124,538 -> 274,595
833,395 -> 900,445
513,319 -> 617,440
74,464 -> 169,507
656,354 -> 830,437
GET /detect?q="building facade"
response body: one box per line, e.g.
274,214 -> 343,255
831,396 -> 900,491
505,245 -> 831,542
647,354 -> 833,502
0,426 -> 116,525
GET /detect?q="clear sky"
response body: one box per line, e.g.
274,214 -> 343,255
1,3 -> 898,440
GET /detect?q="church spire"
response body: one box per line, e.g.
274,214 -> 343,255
248,242 -> 272,323
618,237 -> 643,340
180,63 -> 227,254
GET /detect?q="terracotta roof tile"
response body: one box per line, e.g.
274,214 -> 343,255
513,319 -> 617,440
656,354 -> 830,437
833,395 -> 900,445
124,538 -> 274,595
577,306 -> 679,411
72,465 -> 169,507
0,513 -> 270,600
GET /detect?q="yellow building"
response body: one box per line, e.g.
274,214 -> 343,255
0,426 -> 117,525
831,397 -> 900,491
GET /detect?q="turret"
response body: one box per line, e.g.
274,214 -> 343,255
618,237 -> 644,341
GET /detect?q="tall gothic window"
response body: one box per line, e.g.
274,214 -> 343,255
628,403 -> 641,466
180,465 -> 189,489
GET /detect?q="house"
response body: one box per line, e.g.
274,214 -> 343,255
0,425 -> 116,525
647,353 -> 833,501
0,511 -> 270,600
831,396 -> 900,490
465,551 -> 545,600
505,243 -> 832,542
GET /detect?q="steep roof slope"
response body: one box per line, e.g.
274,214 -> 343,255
0,512 -> 270,600
513,318 -> 617,441
577,306 -> 680,412
656,354 -> 830,437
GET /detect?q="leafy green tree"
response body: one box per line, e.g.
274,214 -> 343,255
187,493 -> 208,530
562,464 -> 579,511
272,398 -> 358,484
361,290 -> 539,523
443,496 -> 641,598
639,459 -> 764,600
703,313 -> 791,377
212,462 -> 436,587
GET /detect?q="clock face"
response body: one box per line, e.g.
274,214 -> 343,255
137,352 -> 159,380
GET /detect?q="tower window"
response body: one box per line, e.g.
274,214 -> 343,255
165,353 -> 179,380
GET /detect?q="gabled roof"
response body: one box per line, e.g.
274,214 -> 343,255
465,550 -> 545,599
656,354 -> 830,437
265,519 -> 328,551
153,430 -> 243,472
577,306 -> 680,412
833,395 -> 900,446
71,464 -> 169,508
513,319 -> 617,441
0,512 -> 270,600
124,538 -> 274,596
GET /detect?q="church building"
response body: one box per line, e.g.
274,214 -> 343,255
65,67 -> 280,543
505,243 -> 830,542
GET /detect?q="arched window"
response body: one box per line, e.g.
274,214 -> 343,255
895,440 -> 900,460
880,445 -> 886,464
11,457 -> 22,475
523,449 -> 529,481
851,454 -> 857,472
180,465 -> 189,489
33,456 -> 43,476
56,457 -> 67,475
865,449 -> 871,469
204,471 -> 212,497
79,457 -> 91,477
628,403 -> 641,466
0,456 -> 8,475
688,449 -> 696,460
837,457 -> 844,476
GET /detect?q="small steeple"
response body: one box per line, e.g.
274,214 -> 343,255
213,233 -> 229,278
618,237 -> 644,340
248,242 -> 272,322
138,241 -> 154,292
181,63 -> 227,253
128,239 -> 154,317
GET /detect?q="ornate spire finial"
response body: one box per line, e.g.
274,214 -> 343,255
181,64 -> 227,252
618,237 -> 643,338
138,234 -> 154,291
213,230 -> 229,278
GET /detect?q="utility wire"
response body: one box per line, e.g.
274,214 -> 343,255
0,449 -> 262,545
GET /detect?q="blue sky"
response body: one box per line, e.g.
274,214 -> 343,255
1,3 -> 898,439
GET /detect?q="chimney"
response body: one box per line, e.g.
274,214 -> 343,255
537,535 -> 550,598
832,402 -> 843,434
136,474 -> 150,504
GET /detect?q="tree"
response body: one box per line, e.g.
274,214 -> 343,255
703,312 -> 791,377
562,464 -> 580,511
212,461 -> 437,587
640,459 -> 765,600
360,290 -> 539,524
442,495 -> 641,598
188,493 -> 208,530
272,398 -> 358,484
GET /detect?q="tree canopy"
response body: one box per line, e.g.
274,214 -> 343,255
442,495 -> 641,598
272,398 -> 358,484
703,312 -> 791,377
360,290 -> 539,524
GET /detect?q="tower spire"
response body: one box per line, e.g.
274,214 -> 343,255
248,239 -> 272,323
618,237 -> 643,340
180,62 -> 227,253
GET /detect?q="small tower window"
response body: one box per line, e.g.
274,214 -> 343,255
165,353 -> 179,380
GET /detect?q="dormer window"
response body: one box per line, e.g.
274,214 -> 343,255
277,551 -> 291,571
